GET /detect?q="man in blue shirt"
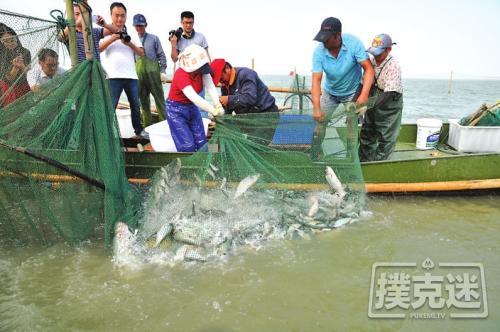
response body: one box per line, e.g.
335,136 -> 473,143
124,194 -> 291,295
133,13 -> 167,126
311,17 -> 374,121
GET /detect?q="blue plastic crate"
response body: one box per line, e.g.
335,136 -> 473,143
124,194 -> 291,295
271,114 -> 315,145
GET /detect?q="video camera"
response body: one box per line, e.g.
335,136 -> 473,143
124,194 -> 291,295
168,27 -> 183,40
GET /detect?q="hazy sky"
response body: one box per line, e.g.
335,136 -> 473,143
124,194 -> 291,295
1,0 -> 499,78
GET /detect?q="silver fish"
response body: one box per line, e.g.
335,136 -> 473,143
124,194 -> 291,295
209,163 -> 219,172
155,222 -> 173,247
234,174 -> 260,199
332,218 -> 351,228
207,168 -> 216,180
325,166 -> 346,199
307,194 -> 319,217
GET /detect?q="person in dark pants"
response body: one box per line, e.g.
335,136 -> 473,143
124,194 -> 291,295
359,34 -> 403,161
210,59 -> 278,114
133,13 -> 167,127
99,2 -> 145,138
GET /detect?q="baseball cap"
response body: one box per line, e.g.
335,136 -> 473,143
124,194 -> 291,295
313,17 -> 342,42
210,59 -> 226,84
367,34 -> 396,56
133,14 -> 147,26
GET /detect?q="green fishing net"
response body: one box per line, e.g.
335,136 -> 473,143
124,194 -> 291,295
0,10 -> 133,247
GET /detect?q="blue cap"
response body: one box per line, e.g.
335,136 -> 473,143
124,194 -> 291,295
367,34 -> 396,56
133,14 -> 147,26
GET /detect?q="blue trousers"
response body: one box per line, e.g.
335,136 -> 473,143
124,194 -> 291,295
109,78 -> 143,135
165,99 -> 207,152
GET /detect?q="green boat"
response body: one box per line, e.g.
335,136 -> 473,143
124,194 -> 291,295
123,122 -> 500,194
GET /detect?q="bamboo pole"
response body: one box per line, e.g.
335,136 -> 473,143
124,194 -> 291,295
2,170 -> 500,193
65,0 -> 78,67
79,0 -> 94,61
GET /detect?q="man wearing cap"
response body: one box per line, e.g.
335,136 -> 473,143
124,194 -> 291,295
166,44 -> 223,152
210,59 -> 278,114
311,17 -> 374,121
133,13 -> 167,127
359,34 -> 403,161
100,2 -> 145,139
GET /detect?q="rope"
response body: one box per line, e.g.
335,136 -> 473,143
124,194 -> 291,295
50,10 -> 69,30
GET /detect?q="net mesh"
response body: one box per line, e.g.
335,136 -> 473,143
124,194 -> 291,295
0,10 -> 133,248
0,10 -> 367,259
136,106 -> 367,263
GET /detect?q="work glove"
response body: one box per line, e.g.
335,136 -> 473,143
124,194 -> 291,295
355,106 -> 368,117
160,73 -> 168,84
212,104 -> 225,117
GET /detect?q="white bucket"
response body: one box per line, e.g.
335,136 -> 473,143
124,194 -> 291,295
116,108 -> 135,138
145,118 -> 211,152
416,118 -> 443,150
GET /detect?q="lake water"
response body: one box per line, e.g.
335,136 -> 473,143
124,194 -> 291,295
1,79 -> 499,331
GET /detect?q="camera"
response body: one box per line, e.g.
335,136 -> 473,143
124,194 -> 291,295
118,27 -> 131,43
168,27 -> 183,40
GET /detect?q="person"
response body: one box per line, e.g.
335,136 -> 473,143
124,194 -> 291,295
0,24 -> 31,107
210,59 -> 278,114
58,3 -> 117,63
166,44 -> 224,152
132,13 -> 167,127
169,11 -> 209,63
27,48 -> 65,91
99,2 -> 146,138
311,17 -> 374,121
359,34 -> 403,161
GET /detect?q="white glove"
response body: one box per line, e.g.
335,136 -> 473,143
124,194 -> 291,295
160,73 -> 167,84
212,104 -> 225,117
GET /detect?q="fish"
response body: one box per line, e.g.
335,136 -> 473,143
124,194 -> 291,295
234,174 -> 260,199
112,222 -> 142,268
332,218 -> 351,228
325,166 -> 346,199
307,194 -> 319,217
209,163 -> 219,172
193,173 -> 203,187
175,245 -> 207,262
173,227 -> 203,246
155,222 -> 173,247
207,168 -> 216,180
220,177 -> 227,190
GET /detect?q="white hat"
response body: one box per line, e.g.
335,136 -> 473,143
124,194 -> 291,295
178,44 -> 209,73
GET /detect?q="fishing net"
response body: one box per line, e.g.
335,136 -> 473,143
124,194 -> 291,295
136,104 -> 367,263
459,103 -> 500,127
0,10 -> 133,248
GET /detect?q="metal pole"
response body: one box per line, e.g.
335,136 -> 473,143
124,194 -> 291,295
65,0 -> 78,67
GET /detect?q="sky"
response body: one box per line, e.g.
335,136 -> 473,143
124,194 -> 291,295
1,0 -> 499,79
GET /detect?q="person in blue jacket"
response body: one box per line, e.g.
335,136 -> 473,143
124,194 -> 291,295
210,58 -> 278,114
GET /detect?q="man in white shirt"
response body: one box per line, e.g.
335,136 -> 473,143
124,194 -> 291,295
27,48 -> 65,91
99,2 -> 145,138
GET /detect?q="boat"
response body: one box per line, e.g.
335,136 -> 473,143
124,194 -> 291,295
121,122 -> 500,194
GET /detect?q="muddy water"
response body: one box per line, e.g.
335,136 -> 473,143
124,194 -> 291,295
1,194 -> 498,331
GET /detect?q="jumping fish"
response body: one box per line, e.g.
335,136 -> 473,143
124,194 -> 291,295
234,174 -> 260,199
207,167 -> 216,180
307,194 -> 320,217
155,222 -> 173,247
325,166 -> 346,199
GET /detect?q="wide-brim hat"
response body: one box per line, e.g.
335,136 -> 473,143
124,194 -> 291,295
178,44 -> 210,73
